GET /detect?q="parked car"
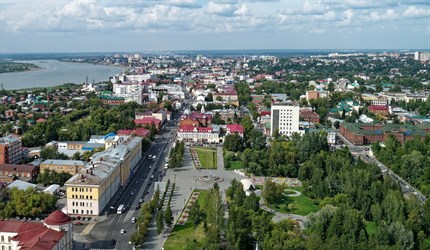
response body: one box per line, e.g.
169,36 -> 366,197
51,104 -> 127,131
120,229 -> 125,234
74,221 -> 83,225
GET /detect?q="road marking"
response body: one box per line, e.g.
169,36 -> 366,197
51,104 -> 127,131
81,222 -> 97,236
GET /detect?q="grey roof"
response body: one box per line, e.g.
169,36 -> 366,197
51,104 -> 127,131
7,180 -> 37,190
41,159 -> 87,166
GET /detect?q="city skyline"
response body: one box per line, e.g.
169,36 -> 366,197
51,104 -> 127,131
0,0 -> 429,53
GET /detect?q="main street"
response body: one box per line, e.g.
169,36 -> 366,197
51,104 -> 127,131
80,116 -> 179,250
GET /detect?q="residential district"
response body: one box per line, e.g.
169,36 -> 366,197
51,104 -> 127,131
0,51 -> 430,249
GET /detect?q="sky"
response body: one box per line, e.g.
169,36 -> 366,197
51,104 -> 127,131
0,0 -> 429,53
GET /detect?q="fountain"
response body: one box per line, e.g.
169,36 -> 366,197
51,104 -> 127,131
198,170 -> 223,183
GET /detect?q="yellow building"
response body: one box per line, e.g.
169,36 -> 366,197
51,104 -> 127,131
40,160 -> 87,175
65,136 -> 142,216
65,159 -> 121,216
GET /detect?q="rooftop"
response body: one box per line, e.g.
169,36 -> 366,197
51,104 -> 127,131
41,159 -> 87,166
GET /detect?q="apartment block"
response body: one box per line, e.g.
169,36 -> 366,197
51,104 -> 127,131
0,135 -> 22,165
270,105 -> 301,136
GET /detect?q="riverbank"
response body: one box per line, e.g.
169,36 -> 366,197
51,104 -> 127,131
0,62 -> 40,74
0,60 -> 124,90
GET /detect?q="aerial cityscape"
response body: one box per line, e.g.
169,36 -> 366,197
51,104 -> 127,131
0,0 -> 430,250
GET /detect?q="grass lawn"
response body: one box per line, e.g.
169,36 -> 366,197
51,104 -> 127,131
268,188 -> 319,216
193,147 -> 217,169
365,221 -> 377,235
229,161 -> 244,170
164,190 -> 209,250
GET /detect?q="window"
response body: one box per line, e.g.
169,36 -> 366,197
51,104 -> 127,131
7,237 -> 10,242
86,195 -> 88,199
72,202 -> 74,206
90,196 -> 92,199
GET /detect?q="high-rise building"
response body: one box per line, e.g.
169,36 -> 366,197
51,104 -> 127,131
0,135 -> 23,165
414,52 -> 430,62
270,105 -> 301,137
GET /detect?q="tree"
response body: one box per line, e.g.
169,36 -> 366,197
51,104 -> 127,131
40,146 -> 69,160
164,204 -> 173,227
205,92 -> 213,102
72,151 -> 81,160
156,210 -> 164,235
223,133 -> 243,152
189,201 -> 203,229
262,179 -> 284,205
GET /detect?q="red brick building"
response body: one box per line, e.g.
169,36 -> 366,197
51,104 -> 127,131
340,122 -> 427,145
134,117 -> 162,131
0,164 -> 39,182
368,105 -> 390,116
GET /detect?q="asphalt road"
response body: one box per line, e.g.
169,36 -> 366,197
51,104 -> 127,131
85,118 -> 179,250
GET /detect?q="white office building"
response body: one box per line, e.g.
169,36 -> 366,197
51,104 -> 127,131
270,105 -> 301,137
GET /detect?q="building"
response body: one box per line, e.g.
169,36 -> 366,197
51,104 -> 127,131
65,136 -> 142,216
0,135 -> 23,165
414,51 -> 430,62
135,109 -> 167,124
213,92 -> 239,106
134,117 -> 162,131
299,109 -> 320,123
0,210 -> 73,250
117,128 -> 150,138
65,159 -> 121,216
0,164 -> 39,182
270,105 -> 301,137
177,124 -> 220,143
368,105 -> 390,116
339,122 -> 427,145
225,124 -> 244,137
40,160 -> 87,175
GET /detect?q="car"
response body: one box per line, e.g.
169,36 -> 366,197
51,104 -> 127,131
130,191 -> 134,196
120,229 -> 125,234
131,217 -> 136,223
15,216 -> 20,220
136,204 -> 141,210
151,175 -> 154,179
110,239 -> 116,245
139,199 -> 143,203
74,221 -> 83,225
148,154 -> 152,159
164,163 -> 168,169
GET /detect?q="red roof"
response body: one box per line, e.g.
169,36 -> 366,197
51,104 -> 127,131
368,105 -> 389,111
226,124 -> 244,134
0,164 -> 37,172
117,128 -> 150,138
13,225 -> 64,250
178,125 -> 213,133
44,210 -> 72,226
134,117 -> 161,125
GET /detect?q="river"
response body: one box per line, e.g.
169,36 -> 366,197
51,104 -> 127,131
0,60 -> 125,90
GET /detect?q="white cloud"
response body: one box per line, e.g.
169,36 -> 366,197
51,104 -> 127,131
403,6 -> 429,18
205,1 -> 236,16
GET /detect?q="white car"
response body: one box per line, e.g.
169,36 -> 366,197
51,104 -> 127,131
151,175 -> 154,179
120,229 -> 125,234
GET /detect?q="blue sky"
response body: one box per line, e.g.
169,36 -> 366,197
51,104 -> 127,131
0,0 -> 429,53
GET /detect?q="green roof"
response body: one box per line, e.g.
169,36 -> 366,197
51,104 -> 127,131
342,122 -> 427,137
99,95 -> 124,100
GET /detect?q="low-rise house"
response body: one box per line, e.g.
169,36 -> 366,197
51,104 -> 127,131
0,164 -> 39,182
368,105 -> 390,116
40,160 -> 87,175
225,124 -> 244,137
134,117 -> 162,131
